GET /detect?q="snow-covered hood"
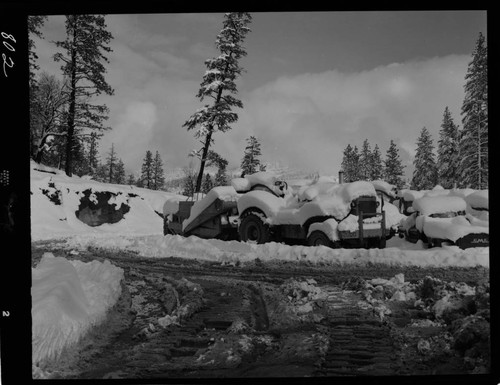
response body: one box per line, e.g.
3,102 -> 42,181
417,215 -> 489,242
413,196 -> 467,216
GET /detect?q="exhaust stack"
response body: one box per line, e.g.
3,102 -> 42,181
338,170 -> 344,184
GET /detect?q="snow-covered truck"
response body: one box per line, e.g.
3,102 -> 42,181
235,173 -> 387,248
400,195 -> 489,249
164,172 -> 388,248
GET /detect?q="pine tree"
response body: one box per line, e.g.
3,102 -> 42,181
105,144 -> 118,183
182,166 -> 197,197
437,107 -> 460,188
202,174 -> 214,194
140,150 -> 154,189
114,159 -> 126,184
127,173 -> 136,186
94,163 -> 107,183
384,140 -> 406,189
458,33 -> 488,189
241,136 -> 263,176
341,144 -> 356,182
152,151 -> 165,190
411,127 -> 438,190
207,150 -> 229,186
183,12 -> 252,192
370,144 -> 383,181
54,14 -> 114,176
358,139 -> 372,181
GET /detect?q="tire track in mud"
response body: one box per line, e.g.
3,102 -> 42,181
32,243 -> 486,379
316,288 -> 397,376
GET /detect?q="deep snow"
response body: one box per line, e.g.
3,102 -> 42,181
30,162 -> 489,371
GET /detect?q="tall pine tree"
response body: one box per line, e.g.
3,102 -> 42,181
54,14 -> 114,176
358,139 -> 372,181
370,144 -> 384,181
341,144 -> 358,182
437,107 -> 460,188
384,140 -> 405,189
140,150 -> 154,189
458,32 -> 488,189
241,136 -> 263,176
152,151 -> 165,190
105,143 -> 118,183
411,127 -> 438,190
113,158 -> 126,184
184,13 -> 252,192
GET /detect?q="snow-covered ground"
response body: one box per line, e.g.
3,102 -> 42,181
30,162 -> 489,370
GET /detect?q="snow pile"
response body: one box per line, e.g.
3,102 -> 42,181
63,233 -> 489,268
32,253 -> 124,365
413,196 -> 467,216
31,161 -> 184,240
183,186 -> 240,230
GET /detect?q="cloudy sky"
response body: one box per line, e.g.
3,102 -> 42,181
33,10 -> 487,178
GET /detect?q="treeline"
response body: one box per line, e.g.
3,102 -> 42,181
341,32 -> 487,191
341,139 -> 406,188
411,33 -> 487,190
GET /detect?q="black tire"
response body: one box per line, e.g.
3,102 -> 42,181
307,230 -> 333,247
239,213 -> 271,244
379,236 -> 386,249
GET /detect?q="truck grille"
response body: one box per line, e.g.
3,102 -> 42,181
352,196 -> 377,218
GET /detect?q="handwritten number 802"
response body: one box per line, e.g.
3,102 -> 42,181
1,32 -> 15,78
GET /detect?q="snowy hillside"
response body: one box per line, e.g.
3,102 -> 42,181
31,161 -> 185,240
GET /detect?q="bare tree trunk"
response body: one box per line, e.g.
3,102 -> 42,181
195,128 -> 213,193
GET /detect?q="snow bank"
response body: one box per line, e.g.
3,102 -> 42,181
32,253 -> 124,364
63,233 -> 489,268
30,161 -> 184,240
183,186 -> 240,230
413,196 -> 467,216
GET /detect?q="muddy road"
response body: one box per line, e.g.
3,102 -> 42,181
32,241 -> 490,379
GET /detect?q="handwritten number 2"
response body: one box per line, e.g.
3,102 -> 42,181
2,53 -> 14,77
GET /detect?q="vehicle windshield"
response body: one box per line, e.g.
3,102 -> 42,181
429,211 -> 461,219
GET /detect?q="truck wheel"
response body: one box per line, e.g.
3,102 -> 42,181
378,236 -> 386,249
239,213 -> 271,244
307,231 -> 333,247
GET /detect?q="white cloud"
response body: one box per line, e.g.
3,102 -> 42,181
215,54 -> 469,176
